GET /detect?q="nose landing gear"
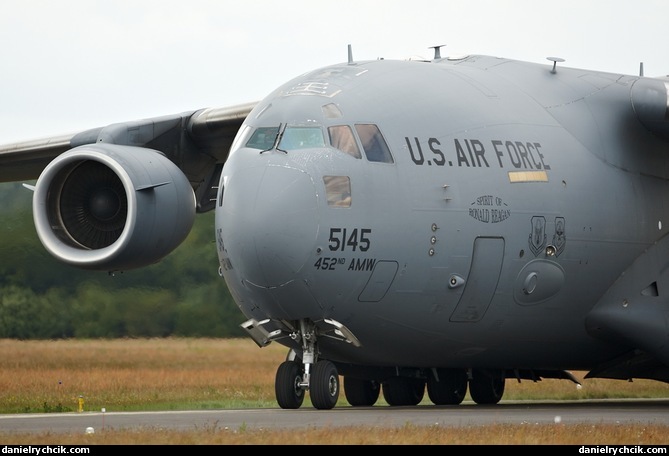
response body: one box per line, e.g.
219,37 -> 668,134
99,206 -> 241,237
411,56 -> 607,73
242,317 -> 360,409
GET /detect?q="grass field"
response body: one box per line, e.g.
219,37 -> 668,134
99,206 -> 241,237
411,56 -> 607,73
0,337 -> 668,444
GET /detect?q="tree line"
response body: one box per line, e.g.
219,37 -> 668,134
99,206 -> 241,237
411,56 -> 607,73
0,182 -> 246,339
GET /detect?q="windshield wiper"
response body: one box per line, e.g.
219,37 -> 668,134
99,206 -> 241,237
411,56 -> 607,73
260,123 -> 288,154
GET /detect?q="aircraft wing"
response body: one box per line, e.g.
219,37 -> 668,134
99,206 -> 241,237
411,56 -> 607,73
0,101 -> 257,211
0,133 -> 75,183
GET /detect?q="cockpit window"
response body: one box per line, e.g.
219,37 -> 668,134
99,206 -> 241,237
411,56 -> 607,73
328,125 -> 361,159
278,126 -> 326,150
355,124 -> 394,163
244,126 -> 326,151
324,176 -> 351,207
245,126 -> 280,150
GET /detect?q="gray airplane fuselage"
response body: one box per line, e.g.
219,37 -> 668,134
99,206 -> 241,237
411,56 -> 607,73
215,55 -> 669,373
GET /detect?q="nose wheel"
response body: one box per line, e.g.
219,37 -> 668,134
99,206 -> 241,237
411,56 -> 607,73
310,360 -> 340,409
275,360 -> 305,409
275,358 -> 340,410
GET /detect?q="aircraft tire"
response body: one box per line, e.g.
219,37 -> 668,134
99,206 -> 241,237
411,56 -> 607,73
343,376 -> 380,406
310,360 -> 340,410
275,360 -> 305,409
426,368 -> 468,405
382,377 -> 425,406
469,369 -> 505,405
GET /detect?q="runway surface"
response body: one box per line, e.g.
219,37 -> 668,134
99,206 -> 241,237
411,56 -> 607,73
1,399 -> 668,434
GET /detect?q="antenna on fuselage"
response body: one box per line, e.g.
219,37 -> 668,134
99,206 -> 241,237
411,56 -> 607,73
547,56 -> 565,74
430,44 -> 446,60
348,44 -> 353,64
639,62 -> 644,77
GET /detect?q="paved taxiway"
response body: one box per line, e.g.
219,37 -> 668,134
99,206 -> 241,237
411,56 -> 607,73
1,399 -> 668,434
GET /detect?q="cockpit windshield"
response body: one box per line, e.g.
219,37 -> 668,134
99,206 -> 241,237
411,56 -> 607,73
244,125 -> 325,151
245,126 -> 279,150
240,123 -> 393,164
278,127 -> 326,150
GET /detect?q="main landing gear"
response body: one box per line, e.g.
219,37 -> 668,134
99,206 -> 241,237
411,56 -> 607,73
343,368 -> 505,407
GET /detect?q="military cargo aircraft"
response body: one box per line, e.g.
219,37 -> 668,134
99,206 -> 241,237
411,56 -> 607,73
2,45 -> 669,409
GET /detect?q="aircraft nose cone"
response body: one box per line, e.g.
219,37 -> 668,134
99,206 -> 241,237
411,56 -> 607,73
221,163 -> 318,288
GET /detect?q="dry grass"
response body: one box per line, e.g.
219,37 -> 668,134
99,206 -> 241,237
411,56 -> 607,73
0,338 -> 284,413
0,337 -> 668,444
3,423 -> 669,445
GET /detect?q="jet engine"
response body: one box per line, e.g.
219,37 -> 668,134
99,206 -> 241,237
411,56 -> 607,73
31,143 -> 196,272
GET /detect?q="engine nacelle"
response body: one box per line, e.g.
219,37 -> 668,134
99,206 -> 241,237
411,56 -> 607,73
32,144 -> 196,271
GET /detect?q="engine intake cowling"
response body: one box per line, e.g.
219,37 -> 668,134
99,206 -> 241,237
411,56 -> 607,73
32,144 -> 196,271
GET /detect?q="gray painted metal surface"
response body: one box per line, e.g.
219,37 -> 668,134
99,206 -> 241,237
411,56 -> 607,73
1,52 -> 669,409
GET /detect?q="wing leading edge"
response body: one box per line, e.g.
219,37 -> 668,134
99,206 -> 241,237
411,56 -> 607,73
0,101 -> 257,212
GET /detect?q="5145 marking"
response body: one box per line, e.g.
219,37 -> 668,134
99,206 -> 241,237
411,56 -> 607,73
328,228 -> 371,252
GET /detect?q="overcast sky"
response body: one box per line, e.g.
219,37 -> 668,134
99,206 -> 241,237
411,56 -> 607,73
1,0 -> 667,143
